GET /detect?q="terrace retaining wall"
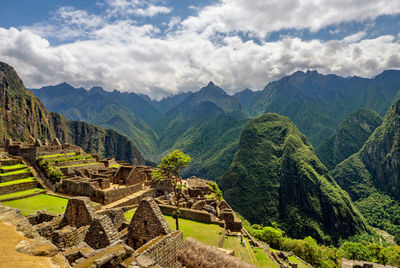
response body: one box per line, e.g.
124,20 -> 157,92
0,171 -> 31,183
0,180 -> 38,195
158,204 -> 213,223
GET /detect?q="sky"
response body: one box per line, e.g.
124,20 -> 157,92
0,0 -> 400,99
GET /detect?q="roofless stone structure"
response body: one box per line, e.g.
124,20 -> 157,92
127,197 -> 171,249
60,197 -> 97,228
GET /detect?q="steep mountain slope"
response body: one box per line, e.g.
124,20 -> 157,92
32,85 -> 159,161
156,82 -> 249,179
220,113 -> 369,244
316,109 -> 382,170
332,100 -> 400,241
233,89 -> 261,112
0,62 -> 146,165
249,70 -> 400,146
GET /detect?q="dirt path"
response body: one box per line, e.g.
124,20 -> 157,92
0,220 -> 54,268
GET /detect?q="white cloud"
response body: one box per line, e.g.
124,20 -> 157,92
1,0 -> 400,99
105,0 -> 171,17
181,0 -> 400,38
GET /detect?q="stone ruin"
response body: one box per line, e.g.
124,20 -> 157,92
21,196 -> 185,267
155,176 -> 243,233
5,137 -> 82,163
127,197 -> 172,249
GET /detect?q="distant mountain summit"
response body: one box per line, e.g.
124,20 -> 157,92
220,113 -> 369,244
244,70 -> 400,146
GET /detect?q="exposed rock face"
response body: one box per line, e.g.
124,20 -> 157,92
220,113 -> 369,244
126,197 -> 171,249
332,100 -> 400,241
316,109 -> 382,170
0,62 -> 56,141
360,100 -> 400,200
0,61 -> 146,165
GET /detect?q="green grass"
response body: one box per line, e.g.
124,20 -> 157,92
253,247 -> 280,268
3,194 -> 69,215
59,162 -> 102,168
37,152 -> 76,159
0,168 -> 30,176
0,177 -> 37,187
288,256 -> 309,268
223,236 -> 252,264
0,163 -> 26,170
0,188 -> 45,201
125,208 -> 223,247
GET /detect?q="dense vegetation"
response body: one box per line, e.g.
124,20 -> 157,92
246,70 -> 400,147
220,113 -> 369,244
332,100 -> 400,243
32,70 -> 400,181
243,220 -> 400,268
316,109 -> 382,169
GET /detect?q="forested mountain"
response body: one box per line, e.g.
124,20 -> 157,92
332,99 -> 400,242
244,70 -> 400,146
316,109 -> 382,170
219,113 -> 369,244
31,69 -> 400,181
0,62 -> 146,165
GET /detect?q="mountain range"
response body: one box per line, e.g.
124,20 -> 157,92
32,69 -> 400,179
9,60 -> 400,244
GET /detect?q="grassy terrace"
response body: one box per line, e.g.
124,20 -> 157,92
0,163 -> 26,170
124,209 -> 274,267
0,188 -> 45,201
0,168 -> 30,176
3,194 -> 68,215
37,153 -> 76,159
0,177 -> 37,187
58,162 -> 102,168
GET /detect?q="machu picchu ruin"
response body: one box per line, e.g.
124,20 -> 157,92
0,138 -> 292,268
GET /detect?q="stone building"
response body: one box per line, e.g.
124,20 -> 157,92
126,197 -> 172,249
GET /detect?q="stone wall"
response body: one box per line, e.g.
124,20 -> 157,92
127,197 -> 171,249
136,230 -> 184,268
59,163 -> 105,176
53,158 -> 96,167
158,204 -> 213,223
0,180 -> 38,195
0,170 -> 31,183
52,225 -> 89,249
57,178 -> 145,204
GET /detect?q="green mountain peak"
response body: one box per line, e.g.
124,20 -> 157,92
220,113 -> 369,244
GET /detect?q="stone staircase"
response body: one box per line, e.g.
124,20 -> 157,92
0,156 -> 46,202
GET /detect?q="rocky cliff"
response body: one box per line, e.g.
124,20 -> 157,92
332,100 -> 400,243
220,113 -> 369,244
316,109 -> 382,170
0,62 -> 145,165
